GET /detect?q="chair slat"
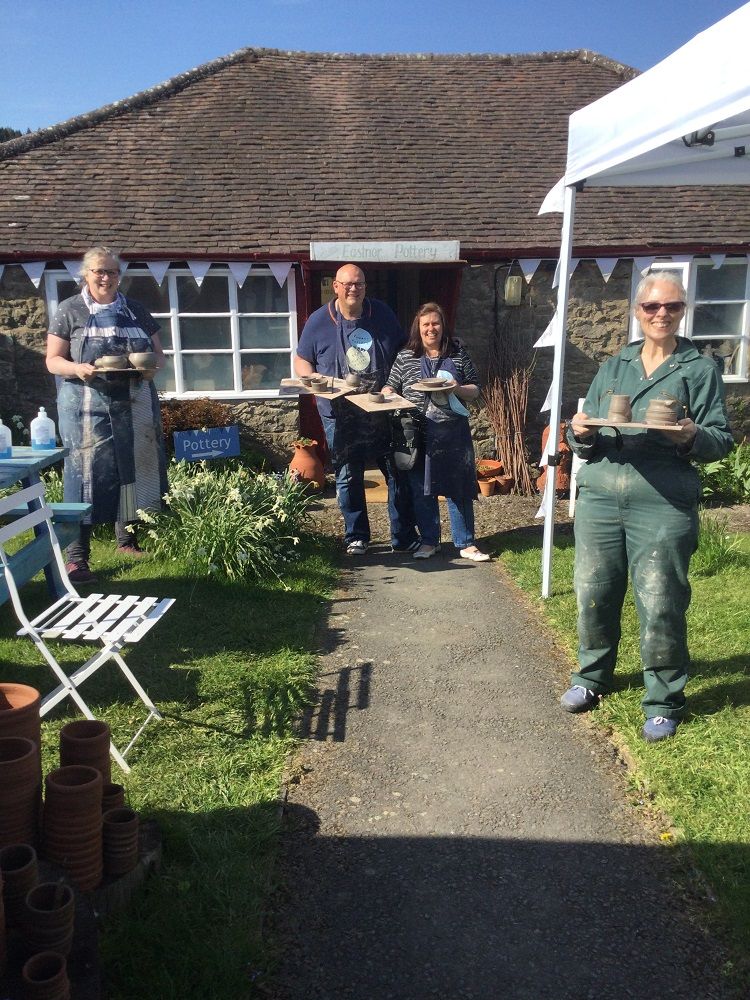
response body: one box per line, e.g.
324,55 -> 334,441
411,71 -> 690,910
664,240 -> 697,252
95,596 -> 160,643
122,598 -> 176,642
63,594 -> 143,641
37,593 -> 114,638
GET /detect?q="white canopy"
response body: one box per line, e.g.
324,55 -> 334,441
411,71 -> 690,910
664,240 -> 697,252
537,2 -> 750,597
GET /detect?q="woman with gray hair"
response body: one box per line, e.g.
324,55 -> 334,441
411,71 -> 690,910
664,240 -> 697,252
46,246 -> 167,582
560,270 -> 733,741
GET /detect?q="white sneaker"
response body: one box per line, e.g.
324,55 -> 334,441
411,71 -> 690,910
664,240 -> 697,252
346,540 -> 368,555
460,547 -> 490,562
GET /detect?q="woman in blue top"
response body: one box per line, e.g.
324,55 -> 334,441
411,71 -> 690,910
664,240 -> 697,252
46,247 -> 167,583
384,302 -> 489,562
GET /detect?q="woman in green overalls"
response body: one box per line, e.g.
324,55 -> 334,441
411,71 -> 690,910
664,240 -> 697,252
560,272 -> 733,741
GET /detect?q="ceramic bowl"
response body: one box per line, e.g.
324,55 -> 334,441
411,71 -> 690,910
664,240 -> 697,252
368,392 -> 385,404
345,373 -> 361,387
420,377 -> 445,388
299,376 -> 313,386
95,355 -> 129,369
128,351 -> 157,369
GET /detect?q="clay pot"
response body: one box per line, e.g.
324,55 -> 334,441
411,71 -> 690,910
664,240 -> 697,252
367,392 -> 385,403
21,882 -> 75,958
43,767 -> 102,891
476,459 -> 503,480
95,354 -> 128,369
101,783 -> 126,814
0,684 -> 42,748
59,719 -> 112,784
0,737 -> 41,849
644,399 -> 680,425
494,475 -> 514,495
288,441 -> 325,492
607,394 -> 631,423
1,844 -> 39,928
128,351 -> 157,369
21,950 -> 71,1000
103,808 -> 140,876
344,373 -> 361,387
478,478 -> 496,497
536,424 -> 572,497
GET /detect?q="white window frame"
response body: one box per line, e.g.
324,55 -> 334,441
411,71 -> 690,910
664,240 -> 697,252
629,256 -> 749,382
44,264 -> 299,399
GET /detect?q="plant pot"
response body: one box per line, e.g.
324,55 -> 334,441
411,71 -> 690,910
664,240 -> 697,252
494,475 -> 514,495
43,767 -> 103,891
0,684 -> 42,747
0,843 -> 39,928
288,441 -> 325,492
102,783 -> 126,814
59,719 -> 112,784
103,807 -> 140,876
478,478 -> 496,497
21,882 -> 75,958
21,950 -> 71,1000
0,737 -> 41,849
476,458 -> 503,480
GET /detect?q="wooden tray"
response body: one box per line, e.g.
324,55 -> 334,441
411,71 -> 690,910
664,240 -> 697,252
279,377 -> 354,401
580,417 -> 683,433
346,392 -> 416,413
410,380 -> 458,393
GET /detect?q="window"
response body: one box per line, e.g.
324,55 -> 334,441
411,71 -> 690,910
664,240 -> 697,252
630,257 -> 749,382
45,265 -> 298,398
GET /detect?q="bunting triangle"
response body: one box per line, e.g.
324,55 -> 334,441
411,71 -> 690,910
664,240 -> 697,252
63,260 -> 81,282
552,260 -> 561,288
540,382 -> 553,412
187,260 -> 212,287
594,258 -> 619,283
0,264 -> 5,285
533,315 -> 557,349
633,257 -> 654,276
710,254 -> 726,270
519,259 -> 541,283
228,261 -> 253,288
268,261 -> 292,288
146,261 -> 170,285
20,261 -> 46,288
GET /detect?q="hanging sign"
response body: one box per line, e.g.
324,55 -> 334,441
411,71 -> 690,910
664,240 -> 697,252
310,240 -> 460,263
174,425 -> 240,461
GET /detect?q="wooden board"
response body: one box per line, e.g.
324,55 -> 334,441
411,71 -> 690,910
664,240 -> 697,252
279,377 -> 354,401
345,392 -> 416,413
580,418 -> 683,432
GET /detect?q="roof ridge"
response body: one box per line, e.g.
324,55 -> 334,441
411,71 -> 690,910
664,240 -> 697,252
0,46 -> 636,161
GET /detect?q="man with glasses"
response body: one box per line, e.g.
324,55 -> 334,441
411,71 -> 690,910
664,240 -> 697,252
295,264 -> 417,555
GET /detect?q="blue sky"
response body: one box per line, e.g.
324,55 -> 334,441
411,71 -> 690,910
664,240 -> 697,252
1,0 -> 744,132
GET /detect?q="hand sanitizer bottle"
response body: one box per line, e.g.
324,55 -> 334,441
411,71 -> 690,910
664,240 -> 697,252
30,407 -> 56,450
0,417 -> 11,459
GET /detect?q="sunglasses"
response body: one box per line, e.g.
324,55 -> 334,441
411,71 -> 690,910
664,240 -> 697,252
639,301 -> 685,315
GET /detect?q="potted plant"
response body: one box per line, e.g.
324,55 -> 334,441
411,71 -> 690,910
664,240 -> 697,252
476,458 -> 503,480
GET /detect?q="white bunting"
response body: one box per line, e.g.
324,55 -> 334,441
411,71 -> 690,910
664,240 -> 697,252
63,260 -> 81,282
540,382 -> 553,413
0,264 -> 5,285
146,261 -> 170,285
187,260 -> 212,287
594,258 -> 619,283
268,261 -> 292,288
633,257 -> 654,276
535,480 -> 554,519
710,254 -> 726,270
533,315 -> 557,349
20,261 -> 46,288
552,259 -> 561,288
228,261 -> 253,288
519,259 -> 542,283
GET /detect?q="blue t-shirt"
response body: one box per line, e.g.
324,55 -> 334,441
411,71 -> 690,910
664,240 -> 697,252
296,298 -> 405,416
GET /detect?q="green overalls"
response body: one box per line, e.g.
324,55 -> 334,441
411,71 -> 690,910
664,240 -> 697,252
567,338 -> 733,719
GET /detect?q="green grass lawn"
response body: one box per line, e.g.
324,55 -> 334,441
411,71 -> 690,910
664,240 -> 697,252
494,520 -> 750,985
0,531 -> 338,999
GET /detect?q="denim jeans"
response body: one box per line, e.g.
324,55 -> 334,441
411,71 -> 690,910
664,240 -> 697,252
66,522 -> 133,563
406,459 -> 475,549
320,413 -> 417,548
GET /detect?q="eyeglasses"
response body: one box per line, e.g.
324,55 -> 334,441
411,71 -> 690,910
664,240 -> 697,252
638,301 -> 685,315
90,268 -> 120,278
335,281 -> 365,290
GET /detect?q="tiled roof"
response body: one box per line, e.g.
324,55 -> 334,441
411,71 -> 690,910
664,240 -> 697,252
1,47 -> 748,259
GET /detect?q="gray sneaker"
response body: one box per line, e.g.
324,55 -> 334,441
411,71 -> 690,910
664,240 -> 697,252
642,716 -> 679,742
560,685 -> 599,713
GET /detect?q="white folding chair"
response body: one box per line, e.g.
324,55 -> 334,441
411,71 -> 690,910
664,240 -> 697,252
0,482 -> 174,773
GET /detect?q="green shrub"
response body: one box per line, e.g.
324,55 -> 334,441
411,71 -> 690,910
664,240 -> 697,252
40,467 -> 65,503
140,459 -> 312,583
698,442 -> 750,504
692,509 -> 744,576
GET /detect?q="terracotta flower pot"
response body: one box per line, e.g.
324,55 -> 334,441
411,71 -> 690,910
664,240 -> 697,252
476,458 -> 503,480
103,807 -> 139,876
494,475 -> 514,495
0,684 -> 42,748
59,719 -> 112,784
102,783 -> 126,814
21,882 -> 75,958
0,737 -> 41,849
288,441 -> 325,492
0,843 -> 39,928
478,478 -> 496,497
43,767 -> 103,891
21,950 -> 71,1000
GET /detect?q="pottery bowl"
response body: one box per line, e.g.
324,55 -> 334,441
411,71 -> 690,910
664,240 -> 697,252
95,355 -> 129,369
299,376 -> 313,386
128,351 -> 157,369
368,392 -> 385,404
420,377 -> 445,388
310,376 -> 328,385
345,373 -> 361,387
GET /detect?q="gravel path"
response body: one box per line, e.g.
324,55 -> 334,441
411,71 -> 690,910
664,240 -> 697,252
269,493 -> 734,1000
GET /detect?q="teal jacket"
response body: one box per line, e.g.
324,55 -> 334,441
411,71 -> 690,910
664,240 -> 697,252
567,337 -> 733,465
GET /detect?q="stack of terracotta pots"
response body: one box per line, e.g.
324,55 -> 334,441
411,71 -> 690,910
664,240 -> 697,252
0,843 -> 39,929
102,782 -> 126,813
59,719 -> 112,784
21,950 -> 71,1000
20,881 -> 75,958
103,808 -> 140,876
0,737 -> 42,849
43,766 -> 103,892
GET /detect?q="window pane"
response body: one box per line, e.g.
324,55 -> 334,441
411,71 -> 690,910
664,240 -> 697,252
154,356 -> 176,392
183,354 -> 234,391
238,276 -> 288,313
693,303 -> 744,337
239,316 -> 290,349
178,317 -> 231,350
158,321 -> 173,350
241,352 -> 292,390
696,262 -> 747,300
692,338 -> 742,376
176,275 -> 229,312
119,275 -> 170,313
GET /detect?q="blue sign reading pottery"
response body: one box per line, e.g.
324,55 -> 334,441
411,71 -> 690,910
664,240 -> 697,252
174,425 -> 240,461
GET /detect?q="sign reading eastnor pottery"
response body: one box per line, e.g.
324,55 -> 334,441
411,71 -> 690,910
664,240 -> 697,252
310,240 -> 460,263
174,425 -> 240,462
